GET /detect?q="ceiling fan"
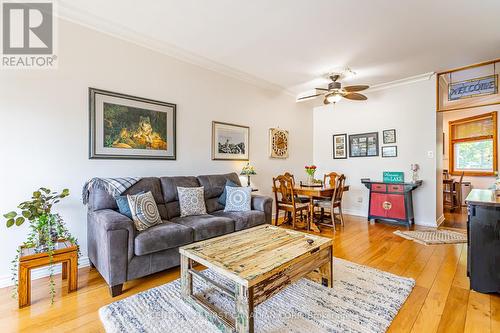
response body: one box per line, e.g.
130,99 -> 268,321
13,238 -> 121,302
297,74 -> 369,104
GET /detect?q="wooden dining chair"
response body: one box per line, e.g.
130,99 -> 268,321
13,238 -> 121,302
443,172 -> 464,212
323,172 -> 340,188
283,172 -> 310,203
314,174 -> 346,228
272,175 -> 310,229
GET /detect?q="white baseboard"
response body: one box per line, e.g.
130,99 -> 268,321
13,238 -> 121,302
0,257 -> 90,289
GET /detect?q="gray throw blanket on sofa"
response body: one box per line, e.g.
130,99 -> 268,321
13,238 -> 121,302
82,177 -> 140,205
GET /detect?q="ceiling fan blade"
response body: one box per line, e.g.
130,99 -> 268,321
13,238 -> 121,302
343,92 -> 368,101
297,93 -> 322,101
314,88 -> 329,91
343,85 -> 369,92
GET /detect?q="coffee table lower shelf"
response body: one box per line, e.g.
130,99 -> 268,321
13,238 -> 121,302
180,245 -> 333,333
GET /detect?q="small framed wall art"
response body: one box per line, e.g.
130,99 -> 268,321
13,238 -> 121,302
89,88 -> 176,160
212,121 -> 249,160
333,133 -> 347,159
349,132 -> 379,157
382,145 -> 398,158
269,128 -> 289,159
383,129 -> 396,144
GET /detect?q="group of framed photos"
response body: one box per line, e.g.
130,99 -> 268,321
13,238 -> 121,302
333,129 -> 397,159
88,88 -> 289,161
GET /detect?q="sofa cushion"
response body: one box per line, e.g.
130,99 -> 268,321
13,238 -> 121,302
197,173 -> 242,199
134,221 -> 193,256
160,176 -> 200,203
171,215 -> 234,241
211,210 -> 266,231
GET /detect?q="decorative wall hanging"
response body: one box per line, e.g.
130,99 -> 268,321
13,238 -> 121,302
383,129 -> 396,144
448,75 -> 497,101
382,146 -> 398,158
212,121 -> 249,160
349,132 -> 379,157
437,58 -> 500,112
89,88 -> 176,160
269,128 -> 289,159
333,133 -> 347,159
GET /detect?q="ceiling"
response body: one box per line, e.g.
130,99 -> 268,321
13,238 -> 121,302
59,0 -> 500,94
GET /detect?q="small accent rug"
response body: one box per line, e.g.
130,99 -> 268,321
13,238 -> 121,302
394,229 -> 467,245
99,258 -> 415,333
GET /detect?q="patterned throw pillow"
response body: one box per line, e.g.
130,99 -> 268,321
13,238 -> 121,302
127,191 -> 162,231
177,187 -> 207,217
218,179 -> 239,205
224,186 -> 252,212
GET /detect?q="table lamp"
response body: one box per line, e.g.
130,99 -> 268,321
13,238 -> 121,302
240,163 -> 256,187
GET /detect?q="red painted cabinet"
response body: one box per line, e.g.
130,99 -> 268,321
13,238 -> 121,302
363,179 -> 422,226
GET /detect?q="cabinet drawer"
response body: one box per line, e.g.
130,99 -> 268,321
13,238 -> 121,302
371,184 -> 387,192
388,184 -> 404,193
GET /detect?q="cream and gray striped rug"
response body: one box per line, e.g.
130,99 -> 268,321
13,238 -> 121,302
394,229 -> 467,245
99,258 -> 415,333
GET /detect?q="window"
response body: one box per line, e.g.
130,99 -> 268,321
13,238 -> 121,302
449,112 -> 497,176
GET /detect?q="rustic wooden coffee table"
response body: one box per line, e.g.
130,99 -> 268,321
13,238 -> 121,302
179,225 -> 333,333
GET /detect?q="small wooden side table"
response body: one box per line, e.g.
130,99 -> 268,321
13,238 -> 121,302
18,240 -> 78,308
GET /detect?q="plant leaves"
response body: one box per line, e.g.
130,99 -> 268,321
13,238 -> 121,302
22,211 -> 31,218
6,219 -> 14,227
3,211 -> 17,219
33,191 -> 41,198
15,217 -> 25,226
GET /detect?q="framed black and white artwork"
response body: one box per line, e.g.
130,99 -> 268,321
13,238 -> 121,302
333,133 -> 347,159
349,132 -> 379,157
212,121 -> 249,160
383,129 -> 396,144
382,145 -> 398,158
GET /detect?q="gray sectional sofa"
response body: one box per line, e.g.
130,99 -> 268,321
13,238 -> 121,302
86,173 -> 273,296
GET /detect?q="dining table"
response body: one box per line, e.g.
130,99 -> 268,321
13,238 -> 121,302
293,183 -> 350,232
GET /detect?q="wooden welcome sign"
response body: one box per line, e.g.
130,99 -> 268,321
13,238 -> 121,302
448,74 -> 498,101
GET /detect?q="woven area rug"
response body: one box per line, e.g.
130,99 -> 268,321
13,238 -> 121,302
99,258 -> 414,333
394,229 -> 467,245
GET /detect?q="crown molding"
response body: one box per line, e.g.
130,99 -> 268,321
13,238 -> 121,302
57,3 -> 287,94
368,72 -> 435,92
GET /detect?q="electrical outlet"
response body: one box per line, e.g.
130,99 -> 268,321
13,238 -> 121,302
427,150 -> 434,158
357,197 -> 363,203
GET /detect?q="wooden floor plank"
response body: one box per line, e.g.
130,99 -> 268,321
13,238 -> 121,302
464,291 -> 491,333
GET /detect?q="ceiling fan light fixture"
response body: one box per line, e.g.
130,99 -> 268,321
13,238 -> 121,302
326,93 -> 342,104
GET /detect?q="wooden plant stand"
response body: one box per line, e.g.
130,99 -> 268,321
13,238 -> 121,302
18,240 -> 78,308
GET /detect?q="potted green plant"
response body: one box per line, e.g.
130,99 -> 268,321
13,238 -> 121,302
3,187 -> 78,303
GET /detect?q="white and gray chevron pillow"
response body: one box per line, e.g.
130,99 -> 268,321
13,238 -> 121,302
177,186 -> 207,217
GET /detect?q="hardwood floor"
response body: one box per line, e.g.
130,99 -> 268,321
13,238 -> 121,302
1,215 -> 498,332
442,207 -> 468,229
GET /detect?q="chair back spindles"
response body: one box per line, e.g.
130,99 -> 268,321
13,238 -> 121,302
273,175 -> 295,206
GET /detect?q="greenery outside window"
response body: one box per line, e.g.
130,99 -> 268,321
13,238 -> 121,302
449,112 -> 497,176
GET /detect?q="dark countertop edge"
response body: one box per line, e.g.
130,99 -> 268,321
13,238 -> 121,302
361,179 -> 423,186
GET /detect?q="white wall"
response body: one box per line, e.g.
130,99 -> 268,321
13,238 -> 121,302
0,19 -> 313,281
313,77 -> 437,226
441,106 -> 498,189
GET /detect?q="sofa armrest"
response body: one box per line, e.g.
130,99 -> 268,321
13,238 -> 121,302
87,209 -> 136,287
251,195 -> 273,224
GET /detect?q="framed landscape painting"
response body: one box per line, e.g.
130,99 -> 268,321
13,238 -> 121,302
212,121 -> 249,160
89,88 -> 176,159
349,132 -> 379,157
333,133 -> 347,159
